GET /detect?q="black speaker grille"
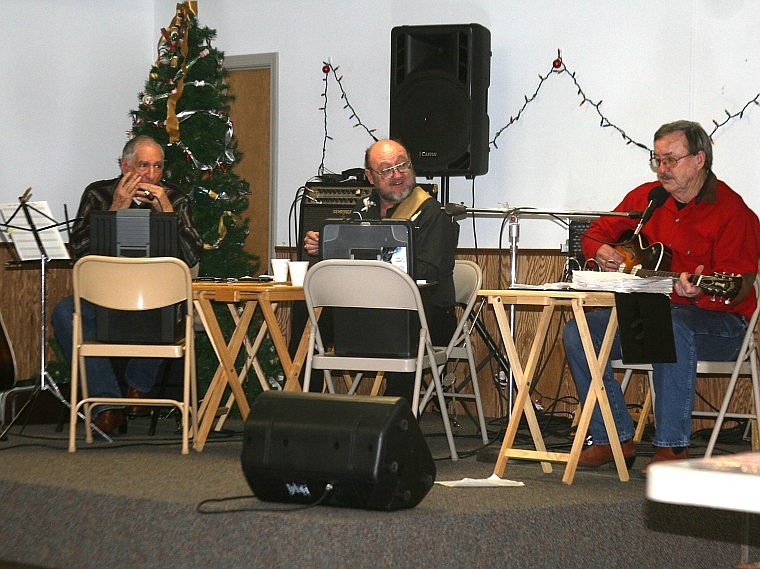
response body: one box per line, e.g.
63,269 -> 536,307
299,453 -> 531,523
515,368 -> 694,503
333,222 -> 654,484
568,219 -> 594,264
390,23 -> 491,178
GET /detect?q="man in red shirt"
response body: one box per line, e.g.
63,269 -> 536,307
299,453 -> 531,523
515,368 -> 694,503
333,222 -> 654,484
563,120 -> 759,472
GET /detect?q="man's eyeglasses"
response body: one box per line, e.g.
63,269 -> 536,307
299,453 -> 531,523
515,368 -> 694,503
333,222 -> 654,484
135,160 -> 166,173
373,160 -> 412,180
649,153 -> 694,172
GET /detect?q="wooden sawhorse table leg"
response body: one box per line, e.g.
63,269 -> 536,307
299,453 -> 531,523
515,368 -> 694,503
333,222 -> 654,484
490,296 -> 629,484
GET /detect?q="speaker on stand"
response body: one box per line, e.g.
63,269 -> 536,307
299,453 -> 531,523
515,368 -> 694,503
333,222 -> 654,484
390,23 -> 491,196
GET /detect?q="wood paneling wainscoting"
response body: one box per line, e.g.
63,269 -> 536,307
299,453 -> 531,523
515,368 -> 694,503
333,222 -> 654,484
0,242 -> 754,435
0,244 -> 72,383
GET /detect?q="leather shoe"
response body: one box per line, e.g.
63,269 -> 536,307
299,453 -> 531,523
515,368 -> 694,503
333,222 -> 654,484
126,386 -> 150,417
642,446 -> 688,474
578,439 -> 636,469
93,409 -> 126,435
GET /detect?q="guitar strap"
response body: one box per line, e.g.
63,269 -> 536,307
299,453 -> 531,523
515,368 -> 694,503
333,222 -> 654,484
390,186 -> 431,221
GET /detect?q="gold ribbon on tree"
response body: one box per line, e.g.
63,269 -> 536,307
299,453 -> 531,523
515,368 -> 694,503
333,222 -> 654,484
203,210 -> 243,251
155,2 -> 198,142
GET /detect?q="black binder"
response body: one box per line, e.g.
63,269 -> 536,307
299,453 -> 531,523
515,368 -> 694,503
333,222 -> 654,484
614,293 -> 676,364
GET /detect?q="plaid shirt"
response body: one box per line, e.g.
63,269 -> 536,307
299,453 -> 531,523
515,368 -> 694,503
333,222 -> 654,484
69,177 -> 203,267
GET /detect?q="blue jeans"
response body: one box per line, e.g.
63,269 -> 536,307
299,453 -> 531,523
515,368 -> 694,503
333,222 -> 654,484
52,295 -> 163,408
563,304 -> 746,448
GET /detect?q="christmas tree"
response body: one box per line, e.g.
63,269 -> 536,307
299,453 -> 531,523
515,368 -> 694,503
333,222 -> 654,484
129,3 -> 256,278
128,2 -> 281,396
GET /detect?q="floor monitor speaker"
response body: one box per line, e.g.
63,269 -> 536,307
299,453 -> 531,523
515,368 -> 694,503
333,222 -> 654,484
390,23 -> 491,178
241,391 -> 436,510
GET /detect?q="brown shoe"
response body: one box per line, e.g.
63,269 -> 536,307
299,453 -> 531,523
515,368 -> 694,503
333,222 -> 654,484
641,446 -> 689,474
93,409 -> 126,435
578,440 -> 636,469
126,386 -> 150,417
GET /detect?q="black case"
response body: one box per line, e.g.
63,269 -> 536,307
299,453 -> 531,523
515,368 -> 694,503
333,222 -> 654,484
320,219 -> 419,357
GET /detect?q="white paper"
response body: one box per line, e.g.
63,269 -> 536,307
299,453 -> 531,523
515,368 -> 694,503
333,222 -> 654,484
0,201 -> 70,261
571,270 -> 673,294
434,473 -> 525,488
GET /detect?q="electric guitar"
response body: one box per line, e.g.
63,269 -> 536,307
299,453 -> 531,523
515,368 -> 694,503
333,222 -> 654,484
0,309 -> 17,391
613,230 -> 743,300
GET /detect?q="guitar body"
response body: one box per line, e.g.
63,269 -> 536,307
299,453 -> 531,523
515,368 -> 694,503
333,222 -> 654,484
0,309 -> 17,391
615,229 -> 672,272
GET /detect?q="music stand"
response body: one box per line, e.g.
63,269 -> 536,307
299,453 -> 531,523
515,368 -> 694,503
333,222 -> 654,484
0,189 -> 110,441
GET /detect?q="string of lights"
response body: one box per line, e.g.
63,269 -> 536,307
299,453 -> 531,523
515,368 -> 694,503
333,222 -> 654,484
491,50 -> 650,152
709,94 -> 760,139
492,49 -> 760,152
318,61 -> 378,175
318,51 -> 760,162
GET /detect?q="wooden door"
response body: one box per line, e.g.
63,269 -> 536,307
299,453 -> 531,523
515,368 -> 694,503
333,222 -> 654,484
226,58 -> 273,272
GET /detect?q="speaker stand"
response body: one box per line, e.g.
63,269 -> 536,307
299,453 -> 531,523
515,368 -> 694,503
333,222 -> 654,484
439,176 -> 450,204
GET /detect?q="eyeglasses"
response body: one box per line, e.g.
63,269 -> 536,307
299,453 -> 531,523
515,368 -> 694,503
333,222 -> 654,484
135,160 -> 166,173
372,160 -> 412,180
649,153 -> 694,172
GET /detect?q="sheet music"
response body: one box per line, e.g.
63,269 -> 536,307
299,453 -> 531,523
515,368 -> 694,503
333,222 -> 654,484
0,201 -> 70,261
571,270 -> 673,294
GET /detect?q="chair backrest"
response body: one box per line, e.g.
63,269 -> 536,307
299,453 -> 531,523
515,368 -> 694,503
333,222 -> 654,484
452,260 -> 482,310
732,275 -> 760,364
72,255 -> 193,313
445,260 -> 483,351
303,259 -> 426,317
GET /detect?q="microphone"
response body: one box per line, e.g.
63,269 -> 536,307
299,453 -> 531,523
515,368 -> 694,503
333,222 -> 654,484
631,186 -> 668,237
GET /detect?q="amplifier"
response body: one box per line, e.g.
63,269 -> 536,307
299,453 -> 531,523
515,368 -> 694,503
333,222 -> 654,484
298,183 -> 372,262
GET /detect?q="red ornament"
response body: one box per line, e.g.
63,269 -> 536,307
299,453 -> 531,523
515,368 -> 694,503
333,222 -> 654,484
552,58 -> 562,69
322,64 -> 331,74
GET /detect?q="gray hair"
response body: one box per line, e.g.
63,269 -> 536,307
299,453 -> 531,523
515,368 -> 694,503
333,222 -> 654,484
654,120 -> 712,171
121,135 -> 164,163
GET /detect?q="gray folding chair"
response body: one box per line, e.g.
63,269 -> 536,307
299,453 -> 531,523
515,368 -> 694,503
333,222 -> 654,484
418,260 -> 489,445
613,276 -> 760,457
302,259 -> 458,460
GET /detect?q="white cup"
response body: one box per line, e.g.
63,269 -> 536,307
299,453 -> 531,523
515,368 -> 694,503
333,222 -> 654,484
288,261 -> 310,287
271,258 -> 289,282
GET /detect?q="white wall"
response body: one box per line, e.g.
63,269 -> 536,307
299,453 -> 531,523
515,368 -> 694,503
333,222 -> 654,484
4,1 -> 760,254
0,0 -> 155,227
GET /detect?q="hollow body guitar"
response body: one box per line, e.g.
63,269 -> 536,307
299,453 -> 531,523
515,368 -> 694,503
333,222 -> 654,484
613,230 -> 742,300
0,310 -> 16,391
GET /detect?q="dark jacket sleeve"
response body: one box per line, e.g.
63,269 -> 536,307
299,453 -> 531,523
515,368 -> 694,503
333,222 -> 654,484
412,199 -> 459,308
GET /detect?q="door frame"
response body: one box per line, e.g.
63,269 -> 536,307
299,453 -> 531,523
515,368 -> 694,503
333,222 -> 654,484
225,52 -> 279,263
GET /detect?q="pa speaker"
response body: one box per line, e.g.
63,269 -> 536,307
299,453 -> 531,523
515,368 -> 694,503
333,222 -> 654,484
241,391 -> 436,511
390,23 -> 491,178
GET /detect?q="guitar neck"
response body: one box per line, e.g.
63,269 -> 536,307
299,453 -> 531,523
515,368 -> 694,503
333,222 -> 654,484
623,268 -> 741,299
624,268 -> 680,280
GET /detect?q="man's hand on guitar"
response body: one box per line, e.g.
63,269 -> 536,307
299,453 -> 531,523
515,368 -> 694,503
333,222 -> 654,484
594,244 -> 625,272
674,265 -> 704,300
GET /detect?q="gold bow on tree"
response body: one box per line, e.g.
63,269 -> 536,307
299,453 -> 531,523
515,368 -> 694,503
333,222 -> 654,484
155,1 -> 198,142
